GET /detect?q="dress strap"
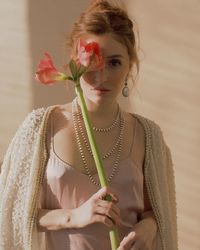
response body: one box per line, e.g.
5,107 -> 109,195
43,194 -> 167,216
49,113 -> 55,153
129,116 -> 138,158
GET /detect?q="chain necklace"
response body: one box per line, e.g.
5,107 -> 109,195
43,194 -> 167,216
75,97 -> 120,132
73,98 -> 122,160
93,109 -> 120,132
72,99 -> 125,186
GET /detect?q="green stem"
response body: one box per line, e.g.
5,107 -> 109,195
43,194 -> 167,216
75,82 -> 119,250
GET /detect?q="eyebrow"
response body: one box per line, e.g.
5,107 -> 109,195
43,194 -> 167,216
106,54 -> 124,58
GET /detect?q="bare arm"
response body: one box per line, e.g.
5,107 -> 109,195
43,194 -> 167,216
37,187 -> 120,232
37,208 -> 74,232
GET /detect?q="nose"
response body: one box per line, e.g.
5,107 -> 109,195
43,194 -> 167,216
94,68 -> 108,86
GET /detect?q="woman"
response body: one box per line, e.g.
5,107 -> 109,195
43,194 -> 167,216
0,0 -> 178,249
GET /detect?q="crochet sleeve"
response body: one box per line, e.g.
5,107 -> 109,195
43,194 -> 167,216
0,108 -> 46,184
0,108 -> 46,249
152,122 -> 178,250
137,114 -> 178,250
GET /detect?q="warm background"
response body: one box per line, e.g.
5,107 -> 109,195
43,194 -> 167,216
0,0 -> 199,249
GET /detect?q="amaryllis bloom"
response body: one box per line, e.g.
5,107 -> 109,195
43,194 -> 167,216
77,39 -> 104,70
35,52 -> 67,84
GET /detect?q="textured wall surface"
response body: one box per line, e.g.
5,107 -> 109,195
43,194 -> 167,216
129,1 -> 200,249
0,1 -> 31,161
0,0 -> 199,249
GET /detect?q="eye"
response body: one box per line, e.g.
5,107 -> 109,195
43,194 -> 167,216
108,58 -> 122,68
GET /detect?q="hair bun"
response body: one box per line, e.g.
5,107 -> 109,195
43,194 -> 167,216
87,0 -> 128,13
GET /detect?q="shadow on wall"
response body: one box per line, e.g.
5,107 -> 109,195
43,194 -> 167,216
28,0 -> 90,109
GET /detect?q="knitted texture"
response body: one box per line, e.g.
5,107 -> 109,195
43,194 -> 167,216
134,114 -> 178,250
0,108 -> 47,250
0,108 -> 178,250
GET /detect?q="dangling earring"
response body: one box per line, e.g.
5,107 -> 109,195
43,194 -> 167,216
122,76 -> 129,97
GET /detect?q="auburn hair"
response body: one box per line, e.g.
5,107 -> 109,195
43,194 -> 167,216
67,0 -> 139,75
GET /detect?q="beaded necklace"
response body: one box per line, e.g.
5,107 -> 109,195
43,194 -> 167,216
92,109 -> 120,132
74,97 -> 122,160
72,98 -> 125,186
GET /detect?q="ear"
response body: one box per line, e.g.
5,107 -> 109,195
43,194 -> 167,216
125,73 -> 129,81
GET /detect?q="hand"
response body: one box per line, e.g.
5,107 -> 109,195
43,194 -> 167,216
117,215 -> 157,250
71,186 -> 121,229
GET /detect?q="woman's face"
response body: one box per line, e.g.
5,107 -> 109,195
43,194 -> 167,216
78,33 -> 130,104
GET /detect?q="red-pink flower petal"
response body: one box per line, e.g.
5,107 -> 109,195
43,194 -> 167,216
77,40 -> 104,70
35,52 -> 64,85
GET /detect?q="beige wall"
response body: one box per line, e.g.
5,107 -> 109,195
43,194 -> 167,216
129,1 -> 200,249
0,0 -> 199,249
0,0 -> 32,161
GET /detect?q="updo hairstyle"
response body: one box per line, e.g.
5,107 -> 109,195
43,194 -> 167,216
67,0 -> 139,77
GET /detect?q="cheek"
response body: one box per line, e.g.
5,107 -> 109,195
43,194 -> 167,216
82,72 -> 95,84
81,71 -> 106,87
112,71 -> 127,85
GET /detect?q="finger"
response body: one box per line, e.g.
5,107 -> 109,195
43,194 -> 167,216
101,186 -> 119,202
102,186 -> 119,203
93,214 -> 115,228
97,200 -> 121,224
94,186 -> 119,203
95,205 -> 121,225
97,199 -> 120,217
119,232 -> 136,249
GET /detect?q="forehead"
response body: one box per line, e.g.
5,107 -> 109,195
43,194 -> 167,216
82,33 -> 129,58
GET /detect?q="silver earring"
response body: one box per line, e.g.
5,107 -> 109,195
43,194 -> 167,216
122,77 -> 129,97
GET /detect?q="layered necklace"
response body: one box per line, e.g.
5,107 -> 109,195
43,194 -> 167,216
72,97 -> 125,186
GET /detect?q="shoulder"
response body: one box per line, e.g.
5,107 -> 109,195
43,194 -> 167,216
9,107 -> 48,146
18,107 -> 49,133
131,113 -> 164,138
128,112 -> 168,150
14,106 -> 60,140
125,112 -> 160,137
21,104 -> 67,128
2,107 -> 49,162
23,107 -> 47,124
51,103 -> 72,120
47,103 -> 73,131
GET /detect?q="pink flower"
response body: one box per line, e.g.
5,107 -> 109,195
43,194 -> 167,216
35,52 -> 66,84
77,39 -> 104,70
35,41 -> 104,86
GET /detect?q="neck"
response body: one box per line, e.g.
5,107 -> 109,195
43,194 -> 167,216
76,97 -> 120,127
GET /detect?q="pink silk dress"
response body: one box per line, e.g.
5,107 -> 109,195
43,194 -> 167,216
39,117 -> 145,250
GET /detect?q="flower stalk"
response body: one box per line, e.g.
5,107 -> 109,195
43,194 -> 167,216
75,81 -> 119,249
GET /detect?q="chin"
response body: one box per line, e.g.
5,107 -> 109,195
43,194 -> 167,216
84,90 -> 116,103
90,94 -> 116,105
90,95 -> 104,103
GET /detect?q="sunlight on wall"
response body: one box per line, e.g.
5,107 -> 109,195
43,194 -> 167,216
125,1 -> 200,249
0,1 -> 31,160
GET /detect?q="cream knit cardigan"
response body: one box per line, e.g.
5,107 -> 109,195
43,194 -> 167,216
0,106 -> 178,250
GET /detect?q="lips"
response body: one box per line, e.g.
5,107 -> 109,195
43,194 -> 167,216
93,87 -> 111,92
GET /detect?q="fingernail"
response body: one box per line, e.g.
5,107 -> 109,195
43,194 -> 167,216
131,232 -> 136,237
113,195 -> 118,201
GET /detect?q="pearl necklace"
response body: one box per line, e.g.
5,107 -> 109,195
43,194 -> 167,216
93,108 -> 120,132
72,99 -> 125,186
75,97 -> 120,132
73,98 -> 122,160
